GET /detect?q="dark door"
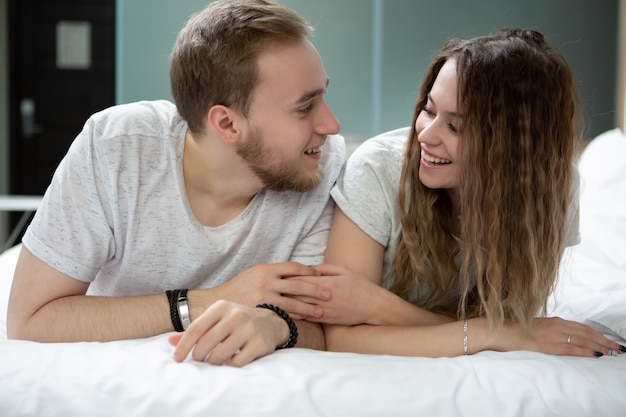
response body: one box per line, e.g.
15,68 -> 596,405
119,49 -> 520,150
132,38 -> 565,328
8,0 -> 115,196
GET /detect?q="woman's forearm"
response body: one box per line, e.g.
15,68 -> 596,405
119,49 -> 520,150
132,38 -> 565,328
366,285 -> 455,326
324,319 -> 489,357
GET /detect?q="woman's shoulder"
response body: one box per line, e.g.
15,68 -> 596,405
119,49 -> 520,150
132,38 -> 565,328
348,127 -> 410,166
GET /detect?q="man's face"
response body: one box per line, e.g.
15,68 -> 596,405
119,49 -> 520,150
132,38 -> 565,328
236,39 -> 340,192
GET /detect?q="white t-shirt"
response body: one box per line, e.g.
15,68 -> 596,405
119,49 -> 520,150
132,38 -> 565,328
331,127 -> 580,306
23,100 -> 346,296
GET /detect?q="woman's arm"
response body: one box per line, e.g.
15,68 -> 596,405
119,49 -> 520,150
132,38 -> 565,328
314,208 -> 453,328
325,316 -> 622,358
320,209 -> 622,358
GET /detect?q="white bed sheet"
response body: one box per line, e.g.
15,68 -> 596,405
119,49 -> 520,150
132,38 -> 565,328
1,129 -> 625,417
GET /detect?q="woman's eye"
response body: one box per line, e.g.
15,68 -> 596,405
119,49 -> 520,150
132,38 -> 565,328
421,105 -> 435,116
447,123 -> 458,133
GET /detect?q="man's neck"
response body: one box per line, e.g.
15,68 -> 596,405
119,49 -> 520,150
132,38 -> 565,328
182,130 -> 263,227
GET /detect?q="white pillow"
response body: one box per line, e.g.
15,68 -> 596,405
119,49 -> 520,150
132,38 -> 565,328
0,244 -> 21,339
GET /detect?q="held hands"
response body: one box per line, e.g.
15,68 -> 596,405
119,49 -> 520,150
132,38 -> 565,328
212,262 -> 331,319
168,262 -> 330,366
287,264 -> 385,325
288,264 -> 454,326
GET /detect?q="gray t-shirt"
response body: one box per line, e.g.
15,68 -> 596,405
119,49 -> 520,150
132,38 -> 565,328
23,100 -> 346,296
331,127 -> 580,306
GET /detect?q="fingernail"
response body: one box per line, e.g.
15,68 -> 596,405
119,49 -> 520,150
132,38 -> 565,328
619,345 -> 626,353
593,351 -> 604,357
321,289 -> 331,300
313,306 -> 323,317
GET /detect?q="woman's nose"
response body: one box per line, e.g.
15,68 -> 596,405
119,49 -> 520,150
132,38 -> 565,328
415,114 -> 439,145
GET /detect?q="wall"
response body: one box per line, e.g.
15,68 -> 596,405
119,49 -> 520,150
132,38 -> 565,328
117,0 -> 619,142
0,0 -> 8,244
0,0 -> 621,245
617,0 -> 626,132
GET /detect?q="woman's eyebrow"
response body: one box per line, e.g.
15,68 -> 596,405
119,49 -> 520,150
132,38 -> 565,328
427,93 -> 462,118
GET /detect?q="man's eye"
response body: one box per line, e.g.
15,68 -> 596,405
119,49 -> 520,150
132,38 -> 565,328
299,104 -> 313,114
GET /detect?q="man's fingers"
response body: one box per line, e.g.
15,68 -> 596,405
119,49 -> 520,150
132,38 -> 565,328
168,332 -> 183,347
278,275 -> 331,300
311,263 -> 350,276
274,296 -> 324,319
270,261 -> 321,278
172,301 -> 229,362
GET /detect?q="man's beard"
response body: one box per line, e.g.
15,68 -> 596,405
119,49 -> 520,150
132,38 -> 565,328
236,129 -> 324,193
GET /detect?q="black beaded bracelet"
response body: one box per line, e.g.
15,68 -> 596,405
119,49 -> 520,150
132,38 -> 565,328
256,303 -> 298,349
166,289 -> 184,332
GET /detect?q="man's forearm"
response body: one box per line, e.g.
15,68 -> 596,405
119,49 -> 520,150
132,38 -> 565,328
9,294 -> 174,342
294,320 -> 325,350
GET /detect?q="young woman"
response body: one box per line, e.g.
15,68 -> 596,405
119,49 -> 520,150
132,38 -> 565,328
314,29 -> 624,357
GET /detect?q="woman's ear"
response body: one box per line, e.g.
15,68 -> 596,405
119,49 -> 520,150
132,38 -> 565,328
206,105 -> 242,144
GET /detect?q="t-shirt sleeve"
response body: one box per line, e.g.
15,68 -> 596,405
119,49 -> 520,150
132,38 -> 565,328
331,137 -> 402,247
288,198 -> 335,266
22,117 -> 115,282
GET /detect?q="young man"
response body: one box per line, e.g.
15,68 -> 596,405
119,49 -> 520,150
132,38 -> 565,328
7,0 -> 344,367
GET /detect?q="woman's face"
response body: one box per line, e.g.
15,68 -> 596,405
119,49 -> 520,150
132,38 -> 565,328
416,59 -> 462,206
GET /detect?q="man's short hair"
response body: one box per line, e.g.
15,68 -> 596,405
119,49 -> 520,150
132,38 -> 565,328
170,0 -> 313,133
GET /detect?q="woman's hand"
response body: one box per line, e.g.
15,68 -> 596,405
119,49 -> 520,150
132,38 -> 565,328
487,316 -> 624,357
288,264 -> 454,327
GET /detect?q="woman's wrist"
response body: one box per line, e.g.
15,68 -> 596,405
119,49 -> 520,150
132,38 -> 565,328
463,317 -> 494,354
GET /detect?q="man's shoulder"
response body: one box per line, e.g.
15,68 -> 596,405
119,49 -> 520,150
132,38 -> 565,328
91,100 -> 176,119
87,100 -> 182,140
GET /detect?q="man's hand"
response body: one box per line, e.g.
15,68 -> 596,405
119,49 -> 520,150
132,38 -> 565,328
209,262 -> 332,319
168,300 -> 290,367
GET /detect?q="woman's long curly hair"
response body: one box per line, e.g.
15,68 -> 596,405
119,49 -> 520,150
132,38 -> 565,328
391,29 -> 583,328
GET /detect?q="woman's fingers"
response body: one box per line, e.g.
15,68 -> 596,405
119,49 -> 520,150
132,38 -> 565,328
533,317 -> 624,357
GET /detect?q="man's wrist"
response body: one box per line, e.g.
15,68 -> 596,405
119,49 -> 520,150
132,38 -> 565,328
256,303 -> 298,349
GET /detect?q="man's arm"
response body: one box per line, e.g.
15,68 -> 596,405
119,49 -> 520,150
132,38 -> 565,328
7,246 -> 175,342
8,246 -> 329,355
294,320 -> 325,350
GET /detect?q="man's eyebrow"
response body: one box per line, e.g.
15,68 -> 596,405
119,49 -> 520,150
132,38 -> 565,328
427,93 -> 462,118
293,78 -> 330,105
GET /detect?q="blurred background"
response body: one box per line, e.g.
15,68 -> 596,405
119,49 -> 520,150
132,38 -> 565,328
0,0 -> 623,244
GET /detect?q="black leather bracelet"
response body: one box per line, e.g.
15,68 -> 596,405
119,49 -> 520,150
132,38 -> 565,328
177,288 -> 191,331
256,303 -> 298,349
166,289 -> 184,332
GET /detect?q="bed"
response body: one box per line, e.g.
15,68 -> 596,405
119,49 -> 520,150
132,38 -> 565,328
1,129 -> 625,417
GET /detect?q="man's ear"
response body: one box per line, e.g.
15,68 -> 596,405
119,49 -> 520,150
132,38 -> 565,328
206,105 -> 242,144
